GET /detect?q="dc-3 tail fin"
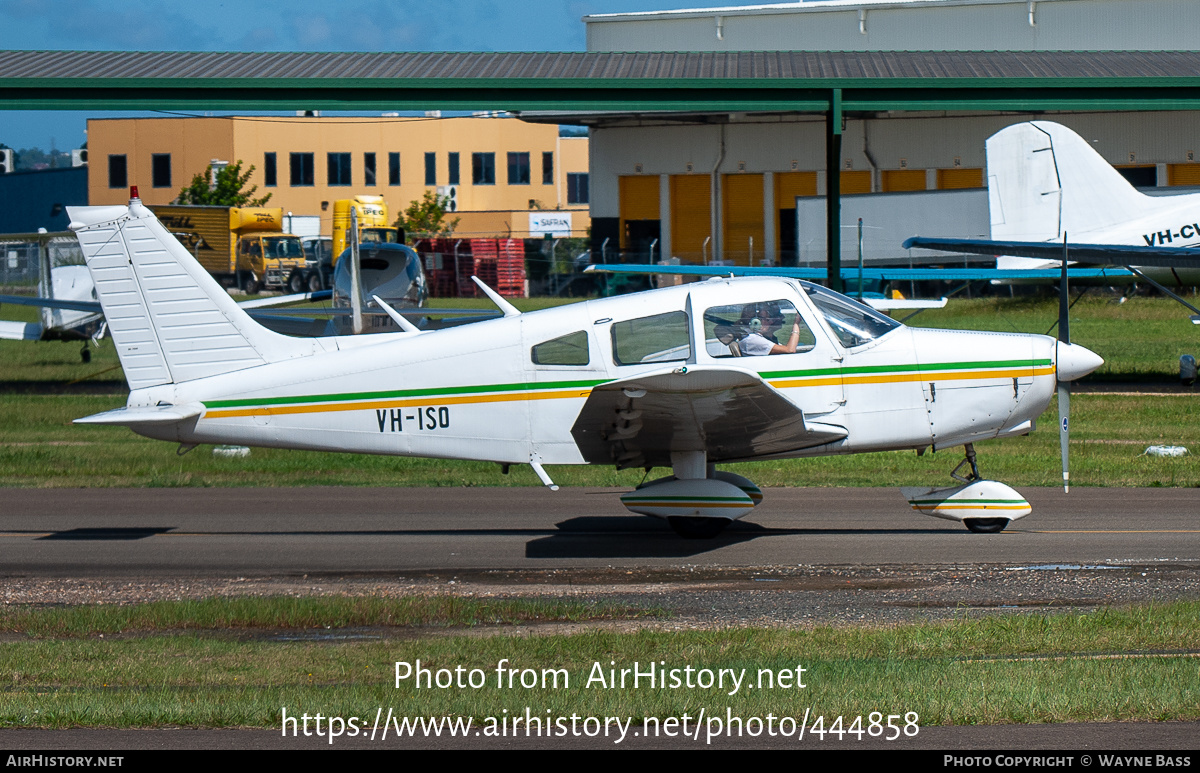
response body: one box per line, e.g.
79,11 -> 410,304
987,121 -> 1157,242
68,196 -> 316,390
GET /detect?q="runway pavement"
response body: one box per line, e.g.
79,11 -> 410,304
1,486 -> 1196,576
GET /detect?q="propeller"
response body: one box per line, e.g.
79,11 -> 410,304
1057,234 -> 1070,493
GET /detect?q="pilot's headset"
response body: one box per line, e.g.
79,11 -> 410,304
743,302 -> 780,333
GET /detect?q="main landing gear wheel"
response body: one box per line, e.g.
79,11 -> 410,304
79,345 -> 91,363
964,518 -> 1010,534
244,275 -> 261,296
667,516 -> 731,539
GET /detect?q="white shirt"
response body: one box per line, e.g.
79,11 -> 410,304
739,332 -> 776,356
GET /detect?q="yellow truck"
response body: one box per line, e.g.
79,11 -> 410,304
150,205 -> 308,294
331,196 -> 402,265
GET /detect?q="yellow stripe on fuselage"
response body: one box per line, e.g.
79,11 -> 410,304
203,388 -> 594,420
771,365 -> 1055,390
200,365 -> 1055,420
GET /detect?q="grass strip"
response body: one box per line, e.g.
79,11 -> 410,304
1,600 -> 1197,728
0,596 -> 659,638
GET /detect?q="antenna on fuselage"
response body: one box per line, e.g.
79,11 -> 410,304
470,276 -> 521,317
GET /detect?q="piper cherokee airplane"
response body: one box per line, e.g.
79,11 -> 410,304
66,193 -> 1103,537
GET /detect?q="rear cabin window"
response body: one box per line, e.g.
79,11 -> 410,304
612,311 -> 690,365
532,330 -> 589,366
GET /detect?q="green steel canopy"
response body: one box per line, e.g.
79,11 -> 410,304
4,50 -> 1200,112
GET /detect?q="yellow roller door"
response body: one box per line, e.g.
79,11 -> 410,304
670,175 -> 712,262
881,169 -> 926,192
937,168 -> 984,189
618,176 -> 660,249
1168,164 -> 1200,186
776,172 -> 818,207
723,174 -> 764,265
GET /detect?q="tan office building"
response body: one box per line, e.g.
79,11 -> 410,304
87,115 -> 590,238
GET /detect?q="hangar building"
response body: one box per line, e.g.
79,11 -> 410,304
571,0 -> 1200,266
88,115 -> 590,240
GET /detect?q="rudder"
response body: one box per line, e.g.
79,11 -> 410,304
69,197 -> 315,390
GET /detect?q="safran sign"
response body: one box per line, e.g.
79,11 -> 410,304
529,213 -> 573,237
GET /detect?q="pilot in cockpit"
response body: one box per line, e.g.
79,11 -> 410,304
729,302 -> 803,356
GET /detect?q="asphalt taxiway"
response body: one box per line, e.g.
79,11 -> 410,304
1,486 -> 1196,576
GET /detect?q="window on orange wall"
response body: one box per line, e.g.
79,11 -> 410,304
388,153 -> 400,186
508,152 -> 530,185
472,152 -> 495,185
290,153 -> 314,186
327,153 -> 351,186
151,153 -> 171,188
363,153 -> 376,186
108,155 -> 127,188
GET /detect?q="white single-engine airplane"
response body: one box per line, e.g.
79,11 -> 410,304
67,194 -> 1103,537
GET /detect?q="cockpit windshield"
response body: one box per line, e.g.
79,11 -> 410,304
802,283 -> 900,348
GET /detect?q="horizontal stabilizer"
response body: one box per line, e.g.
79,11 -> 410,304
0,320 -> 43,341
74,403 -> 204,426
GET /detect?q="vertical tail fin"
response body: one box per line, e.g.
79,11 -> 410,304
987,121 -> 1156,242
68,199 -> 316,390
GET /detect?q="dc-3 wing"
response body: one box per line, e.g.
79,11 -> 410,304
901,236 -> 1200,269
570,365 -> 847,468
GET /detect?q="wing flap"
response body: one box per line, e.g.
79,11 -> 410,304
571,366 -> 846,468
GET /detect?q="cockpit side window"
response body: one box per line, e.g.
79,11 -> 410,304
702,300 -> 815,357
611,311 -> 690,365
803,284 -> 900,348
532,330 -> 590,366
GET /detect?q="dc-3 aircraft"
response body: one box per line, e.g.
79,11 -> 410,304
903,120 -> 1200,323
67,194 -> 1103,537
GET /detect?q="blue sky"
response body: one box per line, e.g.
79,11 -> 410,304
0,0 -> 743,151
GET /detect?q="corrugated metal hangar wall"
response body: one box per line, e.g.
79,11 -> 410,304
586,0 -> 1198,53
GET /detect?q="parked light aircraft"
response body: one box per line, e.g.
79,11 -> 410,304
0,232 -> 105,359
66,195 -> 1103,537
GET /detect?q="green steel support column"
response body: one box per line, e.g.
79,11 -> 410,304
826,88 -> 843,292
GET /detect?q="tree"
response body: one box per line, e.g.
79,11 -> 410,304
396,190 -> 460,240
176,160 -> 271,207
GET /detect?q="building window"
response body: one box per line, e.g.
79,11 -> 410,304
108,154 -> 127,189
508,152 -> 530,185
472,152 -> 495,185
542,152 -> 554,185
151,153 -> 171,188
448,152 -> 460,186
424,152 -> 436,186
388,152 -> 401,186
567,173 -> 589,204
290,153 -> 314,186
363,153 -> 376,186
327,153 -> 351,186
264,152 -> 277,187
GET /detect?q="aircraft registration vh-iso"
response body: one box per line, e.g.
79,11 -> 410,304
66,193 -> 1101,538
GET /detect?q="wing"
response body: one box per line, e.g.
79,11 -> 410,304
585,262 -> 1131,281
570,365 -> 847,468
902,236 -> 1200,270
